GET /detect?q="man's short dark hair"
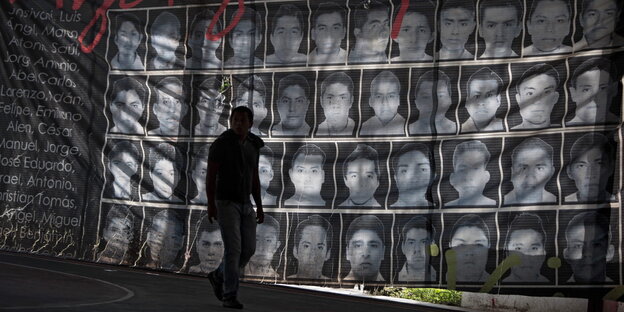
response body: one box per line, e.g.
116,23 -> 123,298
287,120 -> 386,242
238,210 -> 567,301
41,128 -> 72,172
151,11 -> 181,37
569,133 -> 616,166
150,209 -> 184,235
504,213 -> 546,250
515,63 -> 560,95
197,213 -> 221,236
413,70 -> 452,99
106,204 -> 135,228
399,1 -> 435,32
371,70 -> 400,93
262,214 -> 281,238
353,0 -> 390,30
342,144 -> 380,177
392,143 -> 433,175
528,0 -> 570,22
467,67 -> 503,96
230,105 -> 254,123
312,2 -> 347,27
565,210 -> 611,243
190,9 -> 222,36
115,13 -> 142,33
191,144 -> 210,173
512,137 -> 553,165
569,57 -> 618,88
278,74 -> 309,100
112,77 -> 147,105
149,142 -> 182,172
229,6 -> 263,36
401,216 -> 436,242
294,214 -> 333,251
237,75 -> 267,102
479,0 -> 523,24
259,146 -> 274,165
453,140 -> 490,169
321,72 -> 354,99
272,4 -> 304,34
440,0 -> 476,15
346,215 -> 385,246
109,141 -> 140,163
292,144 -> 326,167
450,214 -> 490,244
155,76 -> 185,104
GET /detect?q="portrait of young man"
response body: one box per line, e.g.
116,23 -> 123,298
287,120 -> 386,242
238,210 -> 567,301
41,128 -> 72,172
109,77 -> 146,135
575,0 -> 624,50
360,71 -> 406,136
194,77 -> 227,137
186,9 -> 222,69
142,142 -> 183,203
266,4 -> 307,66
316,72 -> 356,136
285,144 -> 326,207
446,140 -> 496,207
339,144 -> 382,207
140,209 -> 185,271
289,214 -> 333,280
148,77 -> 189,136
461,67 -> 505,133
308,2 -> 348,65
391,1 -> 435,62
257,146 -> 277,206
447,214 -> 491,282
477,0 -> 522,58
503,213 -> 549,283
106,141 -> 140,200
111,13 -> 144,70
438,0 -> 476,60
235,75 -> 269,136
190,144 -> 210,205
149,11 -> 183,70
189,215 -> 224,274
390,143 -> 434,207
512,63 -> 560,130
224,7 -> 264,68
397,216 -> 437,282
244,214 -> 281,278
504,137 -> 557,205
343,215 -> 386,282
97,205 -> 135,265
408,70 -> 457,135
348,0 -> 390,63
523,0 -> 572,55
272,74 -> 311,137
565,133 -> 616,203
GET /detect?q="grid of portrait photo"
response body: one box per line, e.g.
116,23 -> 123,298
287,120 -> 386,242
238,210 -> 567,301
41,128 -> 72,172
96,0 -> 624,292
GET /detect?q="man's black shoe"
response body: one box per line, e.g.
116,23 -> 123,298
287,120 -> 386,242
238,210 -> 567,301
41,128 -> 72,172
207,270 -> 223,301
222,297 -> 244,309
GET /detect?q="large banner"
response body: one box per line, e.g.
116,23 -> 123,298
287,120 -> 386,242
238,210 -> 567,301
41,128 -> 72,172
1,0 -> 624,298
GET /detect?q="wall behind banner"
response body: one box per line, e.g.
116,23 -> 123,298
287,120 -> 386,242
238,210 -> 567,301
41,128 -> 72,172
1,0 -> 624,298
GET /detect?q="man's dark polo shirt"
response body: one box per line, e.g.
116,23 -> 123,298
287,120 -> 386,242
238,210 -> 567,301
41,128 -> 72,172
209,129 -> 264,204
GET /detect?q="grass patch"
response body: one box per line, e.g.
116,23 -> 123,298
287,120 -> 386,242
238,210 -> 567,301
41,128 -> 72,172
374,287 -> 462,306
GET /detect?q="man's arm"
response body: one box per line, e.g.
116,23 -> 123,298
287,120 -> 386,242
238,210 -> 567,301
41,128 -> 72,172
207,161 -> 219,223
251,166 -> 264,224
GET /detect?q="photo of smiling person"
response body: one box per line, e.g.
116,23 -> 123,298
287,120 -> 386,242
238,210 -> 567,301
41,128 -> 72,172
512,63 -> 561,130
148,77 -> 188,136
266,3 -> 307,66
111,13 -> 144,70
575,0 -> 624,50
477,0 -> 523,58
142,143 -> 184,203
438,0 -> 476,60
149,11 -> 183,70
523,0 -> 572,55
461,67 -> 505,133
391,1 -> 435,62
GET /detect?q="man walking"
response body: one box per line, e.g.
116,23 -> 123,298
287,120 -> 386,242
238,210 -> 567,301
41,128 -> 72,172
207,106 -> 265,309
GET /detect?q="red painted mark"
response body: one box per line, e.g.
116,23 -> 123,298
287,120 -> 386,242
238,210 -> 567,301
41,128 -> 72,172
206,0 -> 245,41
55,0 -> 86,10
119,0 -> 143,9
390,0 -> 409,39
77,0 -> 116,53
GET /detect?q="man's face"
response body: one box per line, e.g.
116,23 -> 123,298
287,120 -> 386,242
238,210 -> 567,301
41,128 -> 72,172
402,228 -> 431,271
116,21 -> 142,55
237,90 -> 267,125
346,229 -> 384,279
570,69 -> 615,113
289,154 -> 324,197
189,19 -> 221,56
467,79 -> 501,125
450,150 -> 489,198
395,12 -> 432,53
294,225 -> 330,270
312,12 -> 345,54
111,89 -> 144,129
344,158 -> 380,204
516,74 -> 558,126
440,8 -> 476,51
250,224 -> 280,266
369,80 -> 400,124
197,230 -> 224,270
258,155 -> 274,190
277,85 -> 309,130
479,6 -> 521,50
152,23 -> 180,60
394,151 -> 432,193
355,9 -> 390,53
109,151 -> 138,181
154,84 -> 184,133
565,224 -> 613,282
271,15 -> 303,55
230,20 -> 261,58
580,0 -> 619,43
103,217 -> 133,248
507,229 -> 546,280
147,218 -> 183,263
450,226 -> 489,277
321,82 -> 352,123
197,89 -> 225,127
192,158 -> 208,194
230,111 -> 253,137
414,80 -> 452,115
527,0 -> 570,52
150,159 -> 178,199
568,147 -> 613,197
511,148 -> 554,193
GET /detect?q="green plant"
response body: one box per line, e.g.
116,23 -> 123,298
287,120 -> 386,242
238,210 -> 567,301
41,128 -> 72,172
375,287 -> 462,306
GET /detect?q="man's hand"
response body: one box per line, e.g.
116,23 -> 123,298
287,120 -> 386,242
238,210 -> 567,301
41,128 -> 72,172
208,203 -> 218,223
256,207 -> 264,224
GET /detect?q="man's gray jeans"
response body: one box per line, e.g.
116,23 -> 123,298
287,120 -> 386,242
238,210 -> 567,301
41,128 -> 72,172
215,200 -> 256,299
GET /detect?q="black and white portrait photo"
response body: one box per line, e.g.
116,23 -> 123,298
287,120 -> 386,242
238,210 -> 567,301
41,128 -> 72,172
148,76 -> 189,136
477,0 -> 522,58
339,144 -> 383,207
308,2 -> 348,65
343,215 -> 388,282
138,209 -> 186,271
105,140 -> 140,200
142,142 -> 184,203
188,213 -> 224,274
574,0 -> 624,50
234,75 -> 271,136
523,0 -> 572,55
266,3 -> 307,66
186,9 -> 223,69
461,66 -> 506,133
360,70 -> 406,136
446,214 -> 493,283
224,7 -> 264,68
288,214 -> 333,280
408,69 -> 457,135
316,71 -> 357,136
256,145 -> 278,207
110,13 -> 145,70
271,73 -> 312,137
245,214 -> 282,278
96,204 -> 136,265
503,213 -> 550,283
396,216 -> 437,282
390,143 -> 435,207
148,11 -> 184,70
511,63 -> 561,130
284,144 -> 328,207
438,0 -> 476,60
348,0 -> 390,64
390,1 -> 435,62
109,76 -> 146,135
193,76 -> 227,136
445,140 -> 497,207
189,144 -> 210,204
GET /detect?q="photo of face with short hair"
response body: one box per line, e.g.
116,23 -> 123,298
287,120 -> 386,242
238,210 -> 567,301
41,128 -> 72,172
390,1 -> 435,62
338,143 -> 389,207
342,215 -> 391,282
106,140 -> 141,201
523,0 -> 572,55
510,62 -> 564,130
503,135 -> 560,205
109,76 -> 147,135
245,213 -> 283,278
138,209 -> 186,271
188,212 -> 223,274
142,142 -> 186,203
284,143 -> 335,207
360,69 -> 407,136
438,0 -> 476,60
566,57 -> 621,126
110,12 -> 145,70
233,74 -> 272,136
308,1 -> 348,65
287,214 -> 335,280
192,76 -> 227,137
148,10 -> 185,70
266,3 -> 308,66
148,76 -> 190,136
395,215 -> 440,283
272,73 -> 313,137
189,144 -> 210,205
389,143 -> 435,208
316,71 -> 359,137
96,204 -> 138,266
224,6 -> 265,68
477,0 -> 523,58
574,0 -> 624,50
460,65 -> 508,133
408,68 -> 458,135
348,0 -> 391,64
186,8 -> 223,69
253,144 -> 282,207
